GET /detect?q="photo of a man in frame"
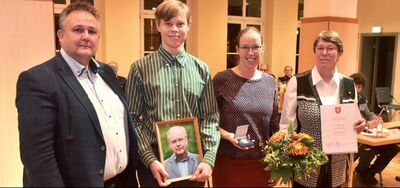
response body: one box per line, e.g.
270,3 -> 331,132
164,126 -> 200,179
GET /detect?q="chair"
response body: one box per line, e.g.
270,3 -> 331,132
375,87 -> 400,121
352,145 -> 383,186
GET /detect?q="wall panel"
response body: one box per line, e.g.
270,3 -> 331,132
0,0 -> 54,186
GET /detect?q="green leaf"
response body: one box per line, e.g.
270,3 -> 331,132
263,129 -> 328,184
287,120 -> 294,135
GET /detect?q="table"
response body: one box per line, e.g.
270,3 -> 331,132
347,121 -> 400,187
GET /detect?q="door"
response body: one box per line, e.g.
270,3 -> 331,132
359,34 -> 397,117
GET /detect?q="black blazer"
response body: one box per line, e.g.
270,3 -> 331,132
16,53 -> 138,187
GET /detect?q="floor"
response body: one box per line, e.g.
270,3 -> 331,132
273,153 -> 400,187
352,153 -> 400,187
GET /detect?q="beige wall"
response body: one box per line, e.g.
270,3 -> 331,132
265,0 -> 298,78
2,0 -> 400,186
0,0 -> 55,186
299,0 -> 359,76
189,0 -> 227,76
330,22 -> 359,76
358,0 -> 400,100
304,0 -> 357,18
96,0 -> 141,78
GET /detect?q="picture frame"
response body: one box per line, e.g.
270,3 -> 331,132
155,117 -> 203,183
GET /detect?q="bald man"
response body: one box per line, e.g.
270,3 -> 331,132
164,126 -> 200,179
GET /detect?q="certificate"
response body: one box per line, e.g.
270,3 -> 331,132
320,103 -> 360,154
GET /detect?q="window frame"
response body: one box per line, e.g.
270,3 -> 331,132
227,0 -> 264,69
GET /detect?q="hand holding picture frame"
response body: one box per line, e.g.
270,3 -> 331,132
155,117 -> 203,183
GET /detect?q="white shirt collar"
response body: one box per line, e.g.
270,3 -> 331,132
60,48 -> 99,77
173,152 -> 189,162
311,66 -> 340,87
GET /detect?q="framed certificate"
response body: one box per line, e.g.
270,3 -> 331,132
320,103 -> 359,154
155,117 -> 203,183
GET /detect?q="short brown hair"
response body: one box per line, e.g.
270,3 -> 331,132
313,31 -> 343,54
58,1 -> 100,30
155,0 -> 191,25
236,27 -> 263,47
350,72 -> 367,87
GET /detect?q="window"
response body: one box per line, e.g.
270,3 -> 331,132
70,0 -> 94,5
298,0 -> 304,21
295,0 -> 304,74
53,0 -> 66,4
54,13 -> 61,50
227,0 -> 263,69
140,0 -> 187,57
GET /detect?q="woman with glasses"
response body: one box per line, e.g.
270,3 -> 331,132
279,30 -> 365,187
212,27 -> 279,187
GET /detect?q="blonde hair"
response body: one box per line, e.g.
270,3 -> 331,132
155,0 -> 191,25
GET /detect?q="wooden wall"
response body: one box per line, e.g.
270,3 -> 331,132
0,0 -> 55,186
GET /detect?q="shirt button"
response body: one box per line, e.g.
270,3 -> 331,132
99,169 -> 104,175
177,114 -> 180,117
176,99 -> 180,102
175,84 -> 178,87
116,132 -> 118,135
100,146 -> 105,151
119,149 -> 122,153
109,115 -> 111,118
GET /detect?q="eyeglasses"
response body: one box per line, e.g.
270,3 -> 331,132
238,45 -> 263,53
315,46 -> 337,54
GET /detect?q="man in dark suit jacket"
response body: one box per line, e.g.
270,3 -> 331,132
15,1 -> 138,187
107,61 -> 127,91
278,66 -> 293,84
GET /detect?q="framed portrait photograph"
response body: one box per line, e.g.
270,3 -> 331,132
155,117 -> 203,183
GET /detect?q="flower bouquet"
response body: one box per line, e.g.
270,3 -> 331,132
262,122 -> 328,184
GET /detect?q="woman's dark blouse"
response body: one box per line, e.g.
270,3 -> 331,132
213,69 -> 279,159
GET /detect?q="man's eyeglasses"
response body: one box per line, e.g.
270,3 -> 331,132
238,45 -> 263,53
315,46 -> 337,54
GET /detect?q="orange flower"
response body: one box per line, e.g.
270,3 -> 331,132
269,132 -> 286,143
298,133 -> 314,142
284,141 -> 308,156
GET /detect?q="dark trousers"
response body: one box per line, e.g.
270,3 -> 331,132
104,174 -> 123,187
356,144 -> 399,173
137,159 -> 159,187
